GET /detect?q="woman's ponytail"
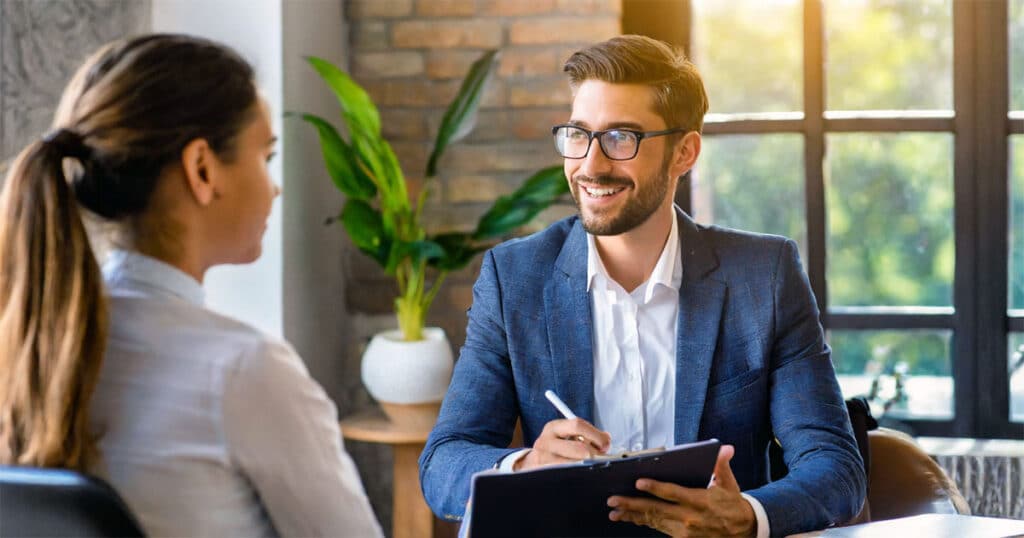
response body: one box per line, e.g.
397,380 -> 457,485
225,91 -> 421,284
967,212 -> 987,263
0,131 -> 107,470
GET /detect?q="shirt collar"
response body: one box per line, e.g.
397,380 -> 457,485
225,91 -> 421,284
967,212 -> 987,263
586,211 -> 683,302
103,249 -> 205,307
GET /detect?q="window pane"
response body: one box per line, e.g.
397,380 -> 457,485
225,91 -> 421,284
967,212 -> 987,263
692,135 -> 806,256
1010,137 -> 1024,309
1011,0 -> 1024,111
825,0 -> 953,111
692,0 -> 802,114
1008,335 -> 1024,423
826,133 -> 954,307
830,329 -> 953,420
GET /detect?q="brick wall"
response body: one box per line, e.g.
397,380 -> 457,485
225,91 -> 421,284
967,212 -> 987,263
344,0 -> 622,350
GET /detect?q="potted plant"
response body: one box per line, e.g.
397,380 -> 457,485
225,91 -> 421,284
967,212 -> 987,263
292,51 -> 567,427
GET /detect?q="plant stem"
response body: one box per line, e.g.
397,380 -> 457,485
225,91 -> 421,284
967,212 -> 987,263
394,261 -> 450,342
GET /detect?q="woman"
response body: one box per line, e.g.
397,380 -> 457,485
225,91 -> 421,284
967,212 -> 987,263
0,34 -> 382,537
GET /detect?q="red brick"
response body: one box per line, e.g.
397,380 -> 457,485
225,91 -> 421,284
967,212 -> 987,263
421,202 -> 490,233
555,0 -> 622,15
427,109 -> 511,142
499,48 -> 560,77
426,50 -> 486,79
509,78 -> 572,106
509,17 -> 620,45
415,0 -> 477,16
350,21 -> 390,50
509,108 -> 571,140
390,141 -> 430,178
362,80 -> 435,107
441,141 -> 552,173
480,78 -> 507,108
348,0 -> 413,19
446,174 -> 514,203
444,282 -> 475,310
380,109 -> 428,140
479,0 -> 556,16
352,51 -> 425,78
393,20 -> 503,49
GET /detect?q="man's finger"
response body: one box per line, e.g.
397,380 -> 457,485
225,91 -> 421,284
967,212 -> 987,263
634,478 -> 704,506
550,418 -> 611,451
607,499 -> 684,535
711,444 -> 741,492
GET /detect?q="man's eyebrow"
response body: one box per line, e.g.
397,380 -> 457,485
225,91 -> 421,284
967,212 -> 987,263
565,119 -> 647,131
267,135 -> 278,147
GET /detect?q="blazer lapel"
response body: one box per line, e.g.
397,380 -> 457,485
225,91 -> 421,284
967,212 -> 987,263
674,211 -> 726,443
545,220 -> 594,422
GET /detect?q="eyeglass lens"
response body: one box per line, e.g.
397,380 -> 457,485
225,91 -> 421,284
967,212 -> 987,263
554,126 -> 638,160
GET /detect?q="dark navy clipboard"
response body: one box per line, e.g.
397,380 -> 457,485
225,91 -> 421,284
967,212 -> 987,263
466,438 -> 721,538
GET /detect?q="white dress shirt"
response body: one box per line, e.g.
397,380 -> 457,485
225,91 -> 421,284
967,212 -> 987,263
499,215 -> 770,537
89,250 -> 382,538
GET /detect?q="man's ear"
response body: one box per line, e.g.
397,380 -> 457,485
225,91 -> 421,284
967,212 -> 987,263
670,131 -> 702,178
180,138 -> 217,207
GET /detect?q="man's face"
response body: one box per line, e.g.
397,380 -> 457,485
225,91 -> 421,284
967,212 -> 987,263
564,80 -> 678,236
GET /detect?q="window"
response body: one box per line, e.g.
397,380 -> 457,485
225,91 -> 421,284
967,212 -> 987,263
626,0 -> 1024,438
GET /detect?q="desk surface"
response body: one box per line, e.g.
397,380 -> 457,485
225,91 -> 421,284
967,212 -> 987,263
340,409 -> 431,445
788,514 -> 1024,537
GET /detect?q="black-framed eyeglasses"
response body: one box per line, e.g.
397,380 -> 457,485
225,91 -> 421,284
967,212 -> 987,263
551,124 -> 687,161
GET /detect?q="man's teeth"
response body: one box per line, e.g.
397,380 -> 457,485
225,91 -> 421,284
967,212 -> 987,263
583,186 -> 624,197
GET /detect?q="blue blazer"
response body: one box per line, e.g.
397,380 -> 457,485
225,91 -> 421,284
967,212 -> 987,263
419,210 -> 866,536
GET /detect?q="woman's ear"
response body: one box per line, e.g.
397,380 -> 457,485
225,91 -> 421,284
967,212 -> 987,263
180,138 -> 217,207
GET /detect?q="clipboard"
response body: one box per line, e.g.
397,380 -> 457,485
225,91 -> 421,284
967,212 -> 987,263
466,438 -> 721,538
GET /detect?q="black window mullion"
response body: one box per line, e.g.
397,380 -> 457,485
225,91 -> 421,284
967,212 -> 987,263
804,0 -> 828,316
972,0 -> 1022,439
952,0 -> 980,438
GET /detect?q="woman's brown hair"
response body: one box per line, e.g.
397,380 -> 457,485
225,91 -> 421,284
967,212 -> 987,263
0,34 -> 257,470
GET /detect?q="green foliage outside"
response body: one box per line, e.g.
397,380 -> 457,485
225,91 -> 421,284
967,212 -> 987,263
1011,138 -> 1024,310
692,0 -> 959,391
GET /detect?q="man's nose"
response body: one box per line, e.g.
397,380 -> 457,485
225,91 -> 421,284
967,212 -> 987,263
577,139 -> 613,178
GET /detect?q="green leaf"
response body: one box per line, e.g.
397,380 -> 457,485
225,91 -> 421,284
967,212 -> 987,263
306,56 -> 381,137
430,232 -> 486,271
426,50 -> 500,177
473,165 -> 568,240
340,199 -> 388,266
288,112 -> 376,200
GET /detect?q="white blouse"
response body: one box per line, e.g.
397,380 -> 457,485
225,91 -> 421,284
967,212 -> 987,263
89,250 -> 382,538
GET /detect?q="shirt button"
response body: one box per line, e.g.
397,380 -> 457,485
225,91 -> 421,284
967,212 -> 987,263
632,443 -> 643,451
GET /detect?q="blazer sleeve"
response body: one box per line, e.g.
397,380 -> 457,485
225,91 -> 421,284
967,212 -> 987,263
418,250 -> 524,521
744,239 -> 867,536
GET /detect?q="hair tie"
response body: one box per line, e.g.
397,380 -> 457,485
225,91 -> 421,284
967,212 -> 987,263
41,128 -> 92,163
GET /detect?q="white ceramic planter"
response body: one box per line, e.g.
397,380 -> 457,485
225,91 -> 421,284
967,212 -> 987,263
361,326 -> 454,406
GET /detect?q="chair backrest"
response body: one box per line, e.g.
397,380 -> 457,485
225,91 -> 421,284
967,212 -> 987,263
0,465 -> 145,537
866,427 -> 971,521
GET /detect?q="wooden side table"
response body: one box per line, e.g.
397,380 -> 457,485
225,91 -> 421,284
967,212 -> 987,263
341,409 -> 458,538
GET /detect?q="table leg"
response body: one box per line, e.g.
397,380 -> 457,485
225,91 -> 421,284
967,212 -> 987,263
392,443 -> 433,538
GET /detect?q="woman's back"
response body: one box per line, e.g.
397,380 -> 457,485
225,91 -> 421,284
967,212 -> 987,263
90,250 -> 380,537
0,34 -> 382,538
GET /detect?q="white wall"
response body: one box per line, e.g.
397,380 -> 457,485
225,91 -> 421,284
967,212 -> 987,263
151,0 -> 284,337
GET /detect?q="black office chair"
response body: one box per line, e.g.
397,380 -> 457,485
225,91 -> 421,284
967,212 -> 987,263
0,465 -> 145,537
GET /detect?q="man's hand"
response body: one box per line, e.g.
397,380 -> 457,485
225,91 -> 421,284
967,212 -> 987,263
606,445 -> 756,538
514,418 -> 611,471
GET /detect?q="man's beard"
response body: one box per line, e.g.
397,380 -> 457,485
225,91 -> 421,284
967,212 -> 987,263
570,157 -> 673,236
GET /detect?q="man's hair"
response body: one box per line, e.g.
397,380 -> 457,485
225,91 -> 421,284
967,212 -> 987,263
563,35 -> 709,133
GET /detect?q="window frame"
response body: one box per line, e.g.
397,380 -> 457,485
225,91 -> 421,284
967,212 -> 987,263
626,0 -> 1024,438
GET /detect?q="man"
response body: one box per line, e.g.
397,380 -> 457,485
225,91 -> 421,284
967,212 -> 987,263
419,35 -> 866,537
